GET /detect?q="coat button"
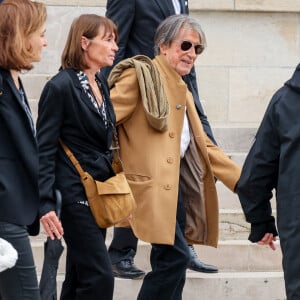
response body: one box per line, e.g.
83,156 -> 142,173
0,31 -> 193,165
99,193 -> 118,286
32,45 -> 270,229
167,157 -> 174,164
164,184 -> 172,190
169,132 -> 175,138
176,104 -> 182,110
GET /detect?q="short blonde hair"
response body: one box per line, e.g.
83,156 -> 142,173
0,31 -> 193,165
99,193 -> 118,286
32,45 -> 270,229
61,14 -> 118,70
0,0 -> 47,71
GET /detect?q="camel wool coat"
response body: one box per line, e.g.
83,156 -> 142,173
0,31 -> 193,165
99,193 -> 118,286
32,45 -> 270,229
110,55 -> 241,247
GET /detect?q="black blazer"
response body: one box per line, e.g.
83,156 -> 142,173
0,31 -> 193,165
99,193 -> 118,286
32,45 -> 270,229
106,0 -> 186,63
104,0 -> 216,143
0,68 -> 39,235
37,69 -> 116,216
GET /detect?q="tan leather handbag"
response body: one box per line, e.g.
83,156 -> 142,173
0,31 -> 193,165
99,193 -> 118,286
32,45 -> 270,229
60,141 -> 136,228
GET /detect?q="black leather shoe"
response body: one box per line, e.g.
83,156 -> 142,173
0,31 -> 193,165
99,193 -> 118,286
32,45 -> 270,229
187,244 -> 218,273
112,259 -> 146,279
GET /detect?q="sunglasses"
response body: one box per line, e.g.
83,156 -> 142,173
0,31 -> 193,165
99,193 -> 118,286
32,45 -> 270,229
179,41 -> 204,55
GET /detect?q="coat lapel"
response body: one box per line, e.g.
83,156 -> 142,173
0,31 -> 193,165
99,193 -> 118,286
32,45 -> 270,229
0,69 -> 38,183
4,72 -> 37,142
153,0 -> 175,18
65,68 -> 100,115
153,0 -> 188,16
179,0 -> 189,13
6,73 -> 25,109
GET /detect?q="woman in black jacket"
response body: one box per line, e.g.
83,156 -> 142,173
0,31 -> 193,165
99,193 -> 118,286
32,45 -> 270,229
37,14 -> 119,299
0,0 -> 47,299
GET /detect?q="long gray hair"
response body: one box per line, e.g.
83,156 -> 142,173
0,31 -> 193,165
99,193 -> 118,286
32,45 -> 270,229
154,14 -> 206,56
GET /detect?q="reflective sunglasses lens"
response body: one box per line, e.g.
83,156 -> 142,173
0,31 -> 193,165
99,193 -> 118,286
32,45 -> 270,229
195,45 -> 204,55
180,41 -> 204,55
180,41 -> 193,51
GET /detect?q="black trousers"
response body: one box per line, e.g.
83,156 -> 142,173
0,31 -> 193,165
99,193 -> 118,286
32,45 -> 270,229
0,222 -> 40,300
137,188 -> 189,300
108,226 -> 138,264
108,185 -> 188,265
60,204 -> 114,300
137,222 -> 189,300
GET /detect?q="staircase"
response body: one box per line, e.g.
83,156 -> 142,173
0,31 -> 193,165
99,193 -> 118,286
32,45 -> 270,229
31,155 -> 286,299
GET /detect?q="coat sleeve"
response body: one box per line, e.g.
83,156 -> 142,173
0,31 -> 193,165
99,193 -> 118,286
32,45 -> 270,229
205,135 -> 241,192
109,68 -> 140,124
36,79 -> 65,217
237,97 -> 280,225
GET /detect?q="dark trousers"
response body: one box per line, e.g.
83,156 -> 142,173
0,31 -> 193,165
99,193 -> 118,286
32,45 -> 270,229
108,227 -> 138,264
281,234 -> 300,300
60,204 -> 114,300
0,222 -> 40,300
137,188 -> 190,300
108,185 -> 188,265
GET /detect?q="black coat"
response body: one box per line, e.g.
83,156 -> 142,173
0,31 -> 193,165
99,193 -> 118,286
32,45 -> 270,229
105,0 -> 187,63
37,69 -> 116,216
0,68 -> 39,235
104,0 -> 217,144
237,64 -> 300,299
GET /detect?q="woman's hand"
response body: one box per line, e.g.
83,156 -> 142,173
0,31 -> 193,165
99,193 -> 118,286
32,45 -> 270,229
40,211 -> 64,240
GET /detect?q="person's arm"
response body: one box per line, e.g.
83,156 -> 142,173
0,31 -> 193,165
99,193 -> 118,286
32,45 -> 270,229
204,134 -> 241,192
109,68 -> 139,124
36,79 -> 64,239
102,0 -> 136,79
237,97 -> 280,245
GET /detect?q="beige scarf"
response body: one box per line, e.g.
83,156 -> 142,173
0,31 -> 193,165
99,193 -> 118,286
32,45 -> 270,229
108,55 -> 169,132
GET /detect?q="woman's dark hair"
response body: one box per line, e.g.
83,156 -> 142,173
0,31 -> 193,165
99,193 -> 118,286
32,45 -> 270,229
61,14 -> 117,70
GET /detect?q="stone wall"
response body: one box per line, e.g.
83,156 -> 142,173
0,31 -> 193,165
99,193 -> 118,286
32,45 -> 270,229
23,1 -> 300,154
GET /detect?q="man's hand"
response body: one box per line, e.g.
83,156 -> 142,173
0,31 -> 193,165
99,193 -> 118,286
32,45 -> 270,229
257,233 -> 277,250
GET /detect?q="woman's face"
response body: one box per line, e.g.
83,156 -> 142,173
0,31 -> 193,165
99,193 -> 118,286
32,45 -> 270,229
160,28 -> 201,76
27,23 -> 48,62
82,26 -> 118,69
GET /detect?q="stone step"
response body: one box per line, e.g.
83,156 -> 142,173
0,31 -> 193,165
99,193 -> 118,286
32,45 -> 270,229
219,209 -> 250,240
219,208 -> 276,240
126,240 -> 283,273
51,271 -> 286,300
116,271 -> 286,300
32,239 -> 282,275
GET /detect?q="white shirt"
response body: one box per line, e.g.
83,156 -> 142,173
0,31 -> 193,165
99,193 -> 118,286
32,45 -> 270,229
172,0 -> 181,14
180,107 -> 191,158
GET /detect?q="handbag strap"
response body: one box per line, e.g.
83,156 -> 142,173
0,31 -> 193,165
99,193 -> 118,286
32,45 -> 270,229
59,138 -> 124,176
59,140 -> 86,179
